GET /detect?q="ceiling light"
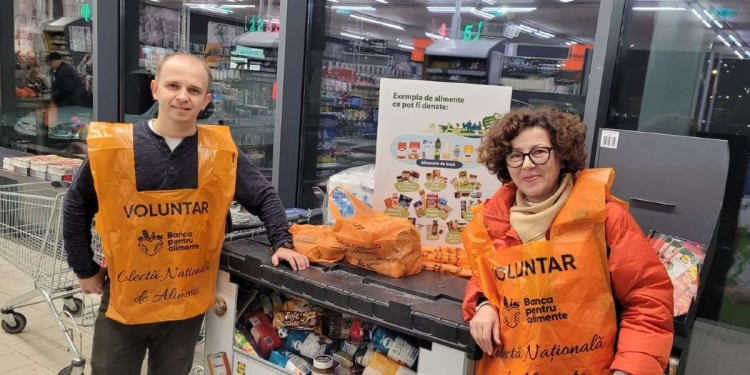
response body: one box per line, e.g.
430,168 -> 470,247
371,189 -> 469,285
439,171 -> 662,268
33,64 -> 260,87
425,32 -> 449,40
735,50 -> 744,59
729,35 -> 743,47
745,51 -> 750,58
340,32 -> 365,40
332,6 -> 375,10
329,0 -> 339,2
482,0 -> 496,4
559,0 -> 575,2
712,19 -> 723,28
703,10 -> 715,19
483,7 -> 536,13
427,7 -> 473,13
517,25 -> 537,33
350,14 -> 404,30
220,5 -> 254,8
632,7 -> 685,11
188,5 -> 232,14
398,44 -> 415,50
375,0 -> 388,3
718,35 -> 731,47
470,8 -> 495,20
534,31 -> 555,38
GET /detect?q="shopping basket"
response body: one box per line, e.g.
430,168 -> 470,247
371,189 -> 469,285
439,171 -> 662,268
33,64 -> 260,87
0,181 -> 101,375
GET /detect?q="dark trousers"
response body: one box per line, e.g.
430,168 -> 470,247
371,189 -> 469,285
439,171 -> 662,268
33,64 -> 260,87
91,312 -> 204,375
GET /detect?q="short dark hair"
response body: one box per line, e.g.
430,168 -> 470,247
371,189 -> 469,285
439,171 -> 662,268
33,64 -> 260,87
46,52 -> 62,62
155,53 -> 213,90
479,107 -> 588,183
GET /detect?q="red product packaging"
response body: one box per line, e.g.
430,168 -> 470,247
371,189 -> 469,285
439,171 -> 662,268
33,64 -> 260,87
250,323 -> 283,358
241,310 -> 272,328
349,318 -> 375,342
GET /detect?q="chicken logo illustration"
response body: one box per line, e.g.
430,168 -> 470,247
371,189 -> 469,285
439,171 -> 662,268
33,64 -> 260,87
502,296 -> 521,329
137,230 -> 163,256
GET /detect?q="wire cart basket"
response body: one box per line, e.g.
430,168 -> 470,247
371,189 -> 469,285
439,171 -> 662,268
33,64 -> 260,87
0,182 -> 101,375
0,180 -> 318,375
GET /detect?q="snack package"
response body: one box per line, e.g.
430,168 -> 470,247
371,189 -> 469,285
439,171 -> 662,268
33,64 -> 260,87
333,350 -> 356,368
362,352 -> 417,375
371,327 -> 419,368
250,322 -> 284,358
339,340 -> 360,358
269,350 -> 313,375
273,311 -> 321,332
323,316 -> 354,340
336,366 -> 365,375
283,331 -> 336,360
234,329 -> 259,357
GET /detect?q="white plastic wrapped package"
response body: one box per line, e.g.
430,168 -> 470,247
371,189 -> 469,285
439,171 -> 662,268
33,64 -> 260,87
323,164 -> 375,226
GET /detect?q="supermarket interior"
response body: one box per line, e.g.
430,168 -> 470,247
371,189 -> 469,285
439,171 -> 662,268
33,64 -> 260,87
1,0 -> 750,374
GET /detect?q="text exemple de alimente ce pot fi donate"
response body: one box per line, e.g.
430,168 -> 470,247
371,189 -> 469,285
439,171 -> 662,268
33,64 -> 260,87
392,92 -> 466,110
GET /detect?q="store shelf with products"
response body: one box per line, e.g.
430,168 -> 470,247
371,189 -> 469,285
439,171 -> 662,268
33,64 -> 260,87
499,55 -> 583,95
204,235 -> 478,375
41,17 -> 93,71
423,40 -> 504,86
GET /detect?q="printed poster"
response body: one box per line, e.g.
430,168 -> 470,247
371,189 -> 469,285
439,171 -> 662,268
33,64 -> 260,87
374,79 -> 512,246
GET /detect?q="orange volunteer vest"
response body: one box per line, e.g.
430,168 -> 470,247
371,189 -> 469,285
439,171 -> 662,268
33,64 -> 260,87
463,169 -> 622,375
87,122 -> 237,324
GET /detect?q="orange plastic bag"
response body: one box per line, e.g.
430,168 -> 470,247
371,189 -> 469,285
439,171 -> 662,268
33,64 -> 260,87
330,188 -> 422,278
421,246 -> 471,277
288,224 -> 346,263
463,169 -> 620,374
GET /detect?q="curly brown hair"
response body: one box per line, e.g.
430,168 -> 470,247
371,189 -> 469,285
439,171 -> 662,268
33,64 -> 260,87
479,107 -> 588,183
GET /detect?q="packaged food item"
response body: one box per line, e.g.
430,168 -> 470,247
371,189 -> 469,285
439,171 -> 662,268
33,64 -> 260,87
354,343 -> 377,368
283,298 -> 313,312
384,198 -> 394,209
349,318 -> 375,342
421,140 -> 433,159
312,355 -> 335,375
273,311 -> 321,331
234,329 -> 260,356
425,172 -> 433,182
408,171 -> 419,183
333,350 -> 356,368
398,195 -> 412,209
371,327 -> 419,368
408,142 -> 420,159
437,197 -> 448,210
269,350 -> 314,375
432,170 -> 441,179
463,145 -> 474,162
323,316 -> 354,340
413,201 -> 425,218
457,171 -> 468,185
241,310 -> 272,328
397,143 -> 406,159
339,340 -> 360,358
426,194 -> 438,208
250,322 -> 284,358
362,352 -> 417,375
206,352 -> 232,375
284,331 -> 336,360
400,171 -> 410,181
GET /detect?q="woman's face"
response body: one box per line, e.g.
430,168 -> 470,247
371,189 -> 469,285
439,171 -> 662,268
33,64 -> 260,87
507,127 -> 563,203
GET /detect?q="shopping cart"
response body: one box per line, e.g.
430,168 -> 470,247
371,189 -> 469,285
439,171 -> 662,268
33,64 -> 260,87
0,182 -> 100,375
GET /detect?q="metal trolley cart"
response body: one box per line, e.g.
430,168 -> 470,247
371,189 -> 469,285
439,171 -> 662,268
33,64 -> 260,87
0,182 -> 100,375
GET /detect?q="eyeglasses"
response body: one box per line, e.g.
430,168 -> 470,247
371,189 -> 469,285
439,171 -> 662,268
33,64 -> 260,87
505,147 -> 554,168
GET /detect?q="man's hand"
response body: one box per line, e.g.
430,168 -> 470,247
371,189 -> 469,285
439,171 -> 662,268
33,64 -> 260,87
271,247 -> 310,271
79,266 -> 106,294
470,303 -> 501,355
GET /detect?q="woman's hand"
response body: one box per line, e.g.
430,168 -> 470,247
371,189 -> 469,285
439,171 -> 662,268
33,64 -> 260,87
470,303 -> 501,355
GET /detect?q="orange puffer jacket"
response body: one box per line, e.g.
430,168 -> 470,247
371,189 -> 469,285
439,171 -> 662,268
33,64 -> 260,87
462,181 -> 674,375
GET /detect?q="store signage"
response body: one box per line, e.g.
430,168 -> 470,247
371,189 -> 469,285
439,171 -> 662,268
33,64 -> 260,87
80,3 -> 91,22
232,46 -> 265,59
463,21 -> 483,41
246,16 -> 280,33
373,79 -> 511,246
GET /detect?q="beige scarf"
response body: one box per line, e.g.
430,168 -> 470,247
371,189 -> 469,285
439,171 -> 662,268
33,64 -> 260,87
510,174 -> 573,244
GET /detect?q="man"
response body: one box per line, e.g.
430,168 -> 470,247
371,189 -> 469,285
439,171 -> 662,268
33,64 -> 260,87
62,53 -> 309,375
47,51 -> 86,107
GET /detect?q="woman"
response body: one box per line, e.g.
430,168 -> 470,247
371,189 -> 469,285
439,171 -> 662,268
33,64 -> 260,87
462,107 -> 673,374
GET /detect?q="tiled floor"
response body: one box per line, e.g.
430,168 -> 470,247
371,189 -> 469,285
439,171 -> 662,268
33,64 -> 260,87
0,257 -> 206,375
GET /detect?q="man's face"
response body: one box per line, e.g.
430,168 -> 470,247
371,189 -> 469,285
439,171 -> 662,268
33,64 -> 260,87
150,56 -> 211,124
49,60 -> 61,70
